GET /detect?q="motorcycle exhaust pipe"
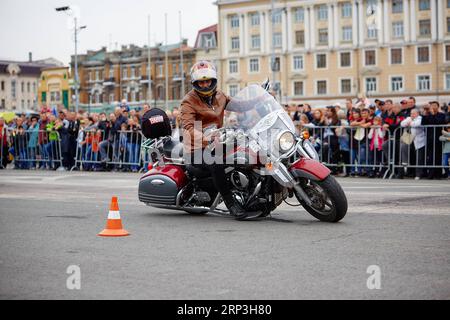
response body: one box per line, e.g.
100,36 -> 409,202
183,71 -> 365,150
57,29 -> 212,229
148,203 -> 229,216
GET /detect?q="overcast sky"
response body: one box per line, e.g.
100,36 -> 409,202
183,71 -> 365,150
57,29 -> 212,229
0,0 -> 218,65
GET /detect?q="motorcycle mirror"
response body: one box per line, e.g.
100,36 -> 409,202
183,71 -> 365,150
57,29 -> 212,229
262,78 -> 271,92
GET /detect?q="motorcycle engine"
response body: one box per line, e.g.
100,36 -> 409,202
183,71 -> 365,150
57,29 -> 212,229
230,171 -> 250,191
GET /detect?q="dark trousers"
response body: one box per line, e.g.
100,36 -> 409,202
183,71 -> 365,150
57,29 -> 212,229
185,150 -> 231,199
426,141 -> 443,179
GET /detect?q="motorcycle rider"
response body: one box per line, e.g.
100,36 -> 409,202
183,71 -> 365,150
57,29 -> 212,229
180,61 -> 260,220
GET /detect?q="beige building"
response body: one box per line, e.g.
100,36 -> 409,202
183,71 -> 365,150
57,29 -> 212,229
0,55 -> 62,112
217,0 -> 450,106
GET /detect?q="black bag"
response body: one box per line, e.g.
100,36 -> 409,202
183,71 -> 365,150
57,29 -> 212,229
141,108 -> 172,139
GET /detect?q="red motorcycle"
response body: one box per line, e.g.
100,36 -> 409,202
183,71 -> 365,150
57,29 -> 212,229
139,85 -> 348,222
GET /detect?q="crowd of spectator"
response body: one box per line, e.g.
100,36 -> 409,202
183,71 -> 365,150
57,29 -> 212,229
1,96 -> 449,179
285,96 -> 450,180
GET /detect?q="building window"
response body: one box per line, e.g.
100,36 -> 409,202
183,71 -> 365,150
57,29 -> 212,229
271,10 -> 282,24
294,7 -> 304,23
418,46 -> 430,63
1,81 -> 4,91
230,15 -> 239,28
27,82 -> 30,93
33,83 -> 36,93
391,48 -> 403,64
271,57 -> 281,72
392,21 -> 404,38
447,17 -> 450,33
251,35 -> 261,49
229,84 -> 239,97
109,94 -> 115,103
157,64 -> 164,76
293,81 -> 304,96
172,64 -> 178,76
229,60 -> 238,74
318,29 -> 328,45
231,37 -> 240,50
366,77 -> 377,93
273,33 -> 282,48
109,68 -> 114,78
445,73 -> 450,90
250,13 -> 260,26
341,79 -> 352,94
295,30 -> 305,46
1,99 -> 5,109
392,0 -> 403,13
123,68 -> 128,79
11,80 -> 16,99
317,80 -> 327,95
419,0 -> 430,10
293,55 -> 304,71
446,45 -> 450,61
340,52 -> 351,67
317,5 -> 328,21
342,26 -> 352,42
342,2 -> 352,18
201,33 -> 216,48
448,0 -> 450,8
50,91 -> 61,102
391,76 -> 404,92
367,26 -> 378,39
249,58 -> 259,73
21,82 -> 24,93
417,75 -> 431,91
419,20 -> 431,36
316,54 -> 327,69
365,50 -> 376,66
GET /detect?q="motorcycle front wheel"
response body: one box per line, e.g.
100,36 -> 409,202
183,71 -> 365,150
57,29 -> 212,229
295,175 -> 348,223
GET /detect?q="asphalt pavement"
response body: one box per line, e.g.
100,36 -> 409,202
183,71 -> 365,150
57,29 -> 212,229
0,170 -> 449,300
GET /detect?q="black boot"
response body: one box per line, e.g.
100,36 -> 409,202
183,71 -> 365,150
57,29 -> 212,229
222,193 -> 248,220
222,193 -> 262,221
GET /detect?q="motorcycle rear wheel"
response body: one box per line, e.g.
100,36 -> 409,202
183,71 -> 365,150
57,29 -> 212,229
295,175 -> 348,223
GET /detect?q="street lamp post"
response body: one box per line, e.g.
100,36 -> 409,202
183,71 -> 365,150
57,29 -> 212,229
56,6 -> 86,114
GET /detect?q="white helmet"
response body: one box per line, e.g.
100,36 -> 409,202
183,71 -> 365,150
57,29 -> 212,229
190,60 -> 218,97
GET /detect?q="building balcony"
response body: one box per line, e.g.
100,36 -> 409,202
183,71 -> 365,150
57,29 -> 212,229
103,77 -> 116,86
172,74 -> 183,82
139,75 -> 151,84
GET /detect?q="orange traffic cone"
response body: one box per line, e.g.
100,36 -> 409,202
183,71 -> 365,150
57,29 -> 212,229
98,196 -> 130,237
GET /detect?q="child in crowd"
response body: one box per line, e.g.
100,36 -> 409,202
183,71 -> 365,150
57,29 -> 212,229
368,116 -> 385,178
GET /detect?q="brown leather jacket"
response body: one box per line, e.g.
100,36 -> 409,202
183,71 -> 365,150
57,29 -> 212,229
180,90 -> 230,154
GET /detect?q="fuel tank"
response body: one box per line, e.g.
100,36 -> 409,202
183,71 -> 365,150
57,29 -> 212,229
138,165 -> 188,205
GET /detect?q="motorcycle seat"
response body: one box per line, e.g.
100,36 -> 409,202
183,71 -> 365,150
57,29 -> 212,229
186,165 -> 211,179
163,137 -> 184,159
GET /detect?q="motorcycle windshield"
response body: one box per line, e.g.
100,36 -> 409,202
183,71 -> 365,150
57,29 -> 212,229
225,85 -> 294,133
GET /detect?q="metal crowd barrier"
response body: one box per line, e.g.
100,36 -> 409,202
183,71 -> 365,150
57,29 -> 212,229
295,124 -> 392,179
71,129 -> 144,172
391,125 -> 449,179
6,128 -> 63,170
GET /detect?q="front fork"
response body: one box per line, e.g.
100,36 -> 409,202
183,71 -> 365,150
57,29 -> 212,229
267,157 -> 331,207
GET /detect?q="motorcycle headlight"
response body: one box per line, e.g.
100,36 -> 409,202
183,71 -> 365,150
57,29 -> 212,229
278,131 -> 295,153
